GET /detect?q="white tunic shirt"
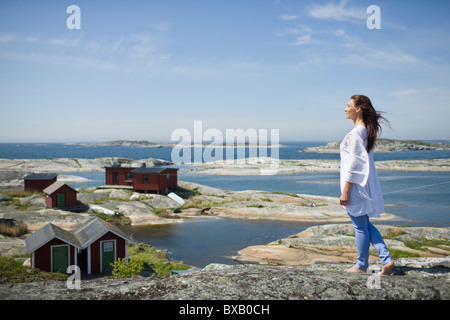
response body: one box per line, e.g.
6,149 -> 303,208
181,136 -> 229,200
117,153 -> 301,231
340,125 -> 384,217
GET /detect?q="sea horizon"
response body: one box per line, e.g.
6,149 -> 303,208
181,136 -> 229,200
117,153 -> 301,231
1,138 -> 450,144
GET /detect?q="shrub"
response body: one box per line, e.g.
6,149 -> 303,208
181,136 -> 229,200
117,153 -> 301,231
0,256 -> 67,284
0,219 -> 28,237
0,190 -> 36,198
128,242 -> 190,277
111,256 -> 145,279
152,207 -> 171,218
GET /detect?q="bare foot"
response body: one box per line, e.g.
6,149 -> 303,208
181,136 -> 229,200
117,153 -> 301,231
344,265 -> 367,273
379,261 -> 394,275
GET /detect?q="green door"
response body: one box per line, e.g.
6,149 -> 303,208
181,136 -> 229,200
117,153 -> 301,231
56,193 -> 66,207
101,241 -> 115,272
52,245 -> 68,273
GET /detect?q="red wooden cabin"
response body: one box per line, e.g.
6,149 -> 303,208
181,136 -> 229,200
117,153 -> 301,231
73,217 -> 132,274
43,181 -> 78,208
131,167 -> 178,194
105,166 -> 133,186
105,164 -> 178,194
24,173 -> 58,193
26,223 -> 81,273
26,217 -> 133,275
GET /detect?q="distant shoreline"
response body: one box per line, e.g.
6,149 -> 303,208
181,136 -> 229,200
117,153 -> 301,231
68,140 -> 285,148
0,157 -> 449,181
302,138 -> 450,153
3,138 -> 449,150
187,157 -> 450,175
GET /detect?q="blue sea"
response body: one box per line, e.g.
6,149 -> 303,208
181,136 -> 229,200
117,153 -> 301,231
1,142 -> 449,227
2,141 -> 450,162
1,142 -> 449,266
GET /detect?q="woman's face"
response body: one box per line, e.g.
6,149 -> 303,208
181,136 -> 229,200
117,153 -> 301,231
345,99 -> 359,121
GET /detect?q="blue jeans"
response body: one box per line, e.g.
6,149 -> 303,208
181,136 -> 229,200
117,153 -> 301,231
348,214 -> 392,270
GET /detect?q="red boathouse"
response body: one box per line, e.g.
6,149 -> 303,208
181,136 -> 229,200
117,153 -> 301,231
105,164 -> 178,194
105,166 -> 133,187
131,167 -> 178,194
26,217 -> 133,275
43,181 -> 78,208
24,173 -> 58,193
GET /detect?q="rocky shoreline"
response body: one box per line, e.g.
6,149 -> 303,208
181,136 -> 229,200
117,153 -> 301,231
1,180 -> 385,231
235,223 -> 450,266
1,180 -> 398,257
1,257 -> 449,300
188,157 -> 450,175
1,157 -> 449,186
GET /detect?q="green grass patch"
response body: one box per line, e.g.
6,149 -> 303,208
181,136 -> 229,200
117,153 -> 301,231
127,242 -> 190,277
152,207 -> 171,218
180,197 -> 225,209
5,199 -> 31,210
0,190 -> 37,198
369,248 -> 419,259
271,191 -> 299,198
384,227 -> 407,239
70,158 -> 81,168
0,256 -> 67,284
92,212 -> 131,225
404,238 -> 450,251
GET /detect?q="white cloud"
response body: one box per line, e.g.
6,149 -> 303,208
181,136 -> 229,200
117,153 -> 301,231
0,50 -> 130,72
279,14 -> 298,21
0,33 -> 81,47
274,15 -> 423,70
292,34 -> 312,46
153,21 -> 172,32
308,0 -> 366,22
0,34 -> 14,42
0,30 -> 170,73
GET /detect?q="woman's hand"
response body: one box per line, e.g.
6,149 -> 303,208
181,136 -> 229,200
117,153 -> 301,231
340,191 -> 349,206
340,181 -> 353,206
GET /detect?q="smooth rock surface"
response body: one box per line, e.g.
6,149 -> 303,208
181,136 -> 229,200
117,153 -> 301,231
1,258 -> 448,300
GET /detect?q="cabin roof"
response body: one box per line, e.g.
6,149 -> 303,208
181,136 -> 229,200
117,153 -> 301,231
42,181 -> 77,195
26,217 -> 133,253
131,167 -> 178,174
73,217 -> 133,248
24,173 -> 58,181
26,223 -> 81,253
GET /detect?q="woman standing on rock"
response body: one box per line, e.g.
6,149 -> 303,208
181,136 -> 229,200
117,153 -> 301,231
339,95 -> 394,275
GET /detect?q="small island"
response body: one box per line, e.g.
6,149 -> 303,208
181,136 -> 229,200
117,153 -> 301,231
301,138 -> 450,153
73,140 -> 175,148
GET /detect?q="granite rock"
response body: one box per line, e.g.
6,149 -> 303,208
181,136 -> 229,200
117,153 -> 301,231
0,258 -> 448,300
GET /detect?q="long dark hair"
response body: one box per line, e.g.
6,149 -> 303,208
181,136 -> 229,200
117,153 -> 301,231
351,95 -> 389,152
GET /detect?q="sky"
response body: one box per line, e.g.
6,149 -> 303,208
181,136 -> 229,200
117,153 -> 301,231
0,0 -> 449,143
